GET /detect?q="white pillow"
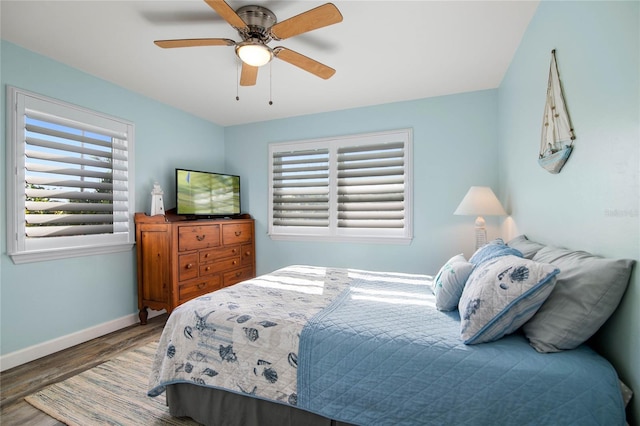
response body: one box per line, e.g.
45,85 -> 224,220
459,255 -> 559,345
506,234 -> 546,260
432,254 -> 473,311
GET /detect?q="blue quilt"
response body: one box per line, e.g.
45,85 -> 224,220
297,278 -> 625,426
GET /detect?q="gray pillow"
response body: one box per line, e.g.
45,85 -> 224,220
507,235 -> 546,260
523,246 -> 635,352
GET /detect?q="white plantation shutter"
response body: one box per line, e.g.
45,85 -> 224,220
272,148 -> 330,227
269,129 -> 412,243
337,141 -> 406,229
7,87 -> 135,263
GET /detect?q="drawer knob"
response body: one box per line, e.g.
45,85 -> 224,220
235,231 -> 242,236
235,272 -> 242,277
232,248 -> 238,254
196,235 -> 206,241
244,251 -> 251,256
186,263 -> 194,269
197,282 -> 206,289
205,266 -> 211,271
232,260 -> 237,265
204,253 -> 210,258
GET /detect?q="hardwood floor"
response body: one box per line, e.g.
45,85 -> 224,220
0,313 -> 168,426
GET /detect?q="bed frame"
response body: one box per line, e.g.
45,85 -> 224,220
166,384 -> 352,426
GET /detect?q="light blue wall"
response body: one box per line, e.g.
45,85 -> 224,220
498,1 -> 639,422
1,39 -> 501,359
224,91 -> 501,277
0,41 -> 225,355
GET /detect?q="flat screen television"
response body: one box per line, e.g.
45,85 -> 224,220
175,168 -> 241,218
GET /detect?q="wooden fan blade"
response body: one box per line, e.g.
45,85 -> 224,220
154,38 -> 235,48
273,47 -> 336,80
270,3 -> 342,40
240,63 -> 258,86
204,0 -> 247,30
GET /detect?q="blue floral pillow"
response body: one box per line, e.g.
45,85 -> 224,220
469,238 -> 523,265
458,255 -> 559,345
432,254 -> 474,311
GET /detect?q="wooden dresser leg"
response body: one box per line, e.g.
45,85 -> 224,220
139,307 -> 148,325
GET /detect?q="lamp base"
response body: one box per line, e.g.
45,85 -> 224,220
474,216 -> 487,250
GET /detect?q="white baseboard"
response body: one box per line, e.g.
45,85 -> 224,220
0,309 -> 165,372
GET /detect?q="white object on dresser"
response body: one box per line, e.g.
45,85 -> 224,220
150,181 -> 165,216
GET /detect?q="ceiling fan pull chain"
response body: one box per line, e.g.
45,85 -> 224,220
269,62 -> 273,106
236,60 -> 240,101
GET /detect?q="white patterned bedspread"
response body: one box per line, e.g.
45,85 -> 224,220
148,265 -> 421,405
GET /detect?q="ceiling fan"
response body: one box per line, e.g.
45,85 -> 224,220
154,0 -> 343,86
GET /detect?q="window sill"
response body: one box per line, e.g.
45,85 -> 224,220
9,243 -> 135,265
268,233 -> 412,245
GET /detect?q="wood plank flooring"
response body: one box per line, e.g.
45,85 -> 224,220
0,314 -> 167,426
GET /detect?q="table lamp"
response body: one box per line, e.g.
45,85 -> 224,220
454,186 -> 506,250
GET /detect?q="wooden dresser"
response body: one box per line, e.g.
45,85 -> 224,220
134,212 -> 255,324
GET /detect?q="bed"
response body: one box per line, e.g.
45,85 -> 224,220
148,236 -> 635,425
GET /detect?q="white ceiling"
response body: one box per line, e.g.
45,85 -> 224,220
1,1 -> 539,127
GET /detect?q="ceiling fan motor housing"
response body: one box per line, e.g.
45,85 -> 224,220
236,5 -> 277,42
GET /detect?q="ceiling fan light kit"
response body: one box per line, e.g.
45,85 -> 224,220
236,40 -> 273,67
154,0 -> 343,87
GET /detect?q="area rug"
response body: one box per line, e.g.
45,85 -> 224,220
24,341 -> 200,425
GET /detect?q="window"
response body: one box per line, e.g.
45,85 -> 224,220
269,128 -> 412,244
6,86 -> 135,264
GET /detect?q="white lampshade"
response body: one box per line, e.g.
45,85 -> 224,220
454,186 -> 507,216
236,41 -> 272,67
454,186 -> 506,250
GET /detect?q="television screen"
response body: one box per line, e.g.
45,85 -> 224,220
175,169 -> 241,217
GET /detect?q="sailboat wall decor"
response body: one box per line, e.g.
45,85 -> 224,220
539,49 -> 576,174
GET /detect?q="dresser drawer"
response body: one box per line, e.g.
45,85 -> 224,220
178,276 -> 222,302
178,253 -> 199,282
179,224 -> 221,251
222,223 -> 252,245
241,243 -> 254,266
223,266 -> 254,287
200,245 -> 241,263
200,257 -> 241,276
